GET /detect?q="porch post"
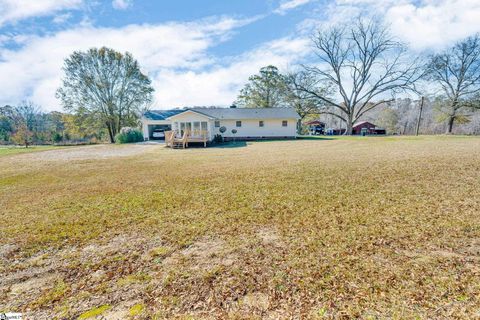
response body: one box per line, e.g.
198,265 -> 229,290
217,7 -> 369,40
142,121 -> 149,141
208,121 -> 213,141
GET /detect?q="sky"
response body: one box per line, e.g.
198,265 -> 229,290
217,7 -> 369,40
0,0 -> 480,111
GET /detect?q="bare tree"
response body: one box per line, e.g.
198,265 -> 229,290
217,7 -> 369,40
297,19 -> 421,134
57,47 -> 154,143
427,35 -> 480,133
285,71 -> 331,122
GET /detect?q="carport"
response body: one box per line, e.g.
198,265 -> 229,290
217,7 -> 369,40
141,109 -> 184,141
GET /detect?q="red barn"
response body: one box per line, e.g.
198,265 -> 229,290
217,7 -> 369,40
352,121 -> 386,135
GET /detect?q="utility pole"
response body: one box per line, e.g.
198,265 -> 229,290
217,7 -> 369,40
415,96 -> 424,136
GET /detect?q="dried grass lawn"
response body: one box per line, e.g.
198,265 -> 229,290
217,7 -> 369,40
1,136 -> 479,319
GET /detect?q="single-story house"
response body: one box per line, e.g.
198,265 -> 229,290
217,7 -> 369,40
352,121 -> 386,135
141,107 -> 300,142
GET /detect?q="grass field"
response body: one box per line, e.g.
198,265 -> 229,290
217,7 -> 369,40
0,145 -> 64,157
1,136 -> 479,319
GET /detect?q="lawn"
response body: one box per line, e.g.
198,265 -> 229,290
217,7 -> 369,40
1,136 -> 479,319
0,145 -> 63,157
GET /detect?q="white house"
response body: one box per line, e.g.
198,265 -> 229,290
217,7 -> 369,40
141,107 -> 300,142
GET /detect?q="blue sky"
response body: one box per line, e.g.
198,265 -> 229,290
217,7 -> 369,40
1,0 -> 480,111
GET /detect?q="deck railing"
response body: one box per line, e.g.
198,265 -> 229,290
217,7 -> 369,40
165,130 -> 209,148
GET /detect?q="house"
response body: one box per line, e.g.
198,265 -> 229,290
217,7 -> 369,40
352,121 -> 386,135
141,107 -> 300,143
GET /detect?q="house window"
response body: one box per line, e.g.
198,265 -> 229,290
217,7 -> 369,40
236,121 -> 242,127
259,121 -> 264,127
214,120 -> 220,128
282,120 -> 288,127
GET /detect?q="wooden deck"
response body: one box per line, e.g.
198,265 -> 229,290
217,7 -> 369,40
165,130 -> 209,149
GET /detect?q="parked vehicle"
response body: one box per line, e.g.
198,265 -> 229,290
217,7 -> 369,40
152,129 -> 165,139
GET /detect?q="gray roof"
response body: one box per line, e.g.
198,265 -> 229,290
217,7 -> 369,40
187,107 -> 300,120
144,107 -> 300,121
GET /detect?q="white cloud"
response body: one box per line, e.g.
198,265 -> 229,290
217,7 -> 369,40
386,0 -> 480,50
112,0 -> 132,10
319,0 -> 480,51
0,16 -> 307,110
52,13 -> 72,24
152,37 -> 310,107
275,0 -> 314,15
0,0 -> 83,26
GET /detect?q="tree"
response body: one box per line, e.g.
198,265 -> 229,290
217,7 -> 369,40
13,101 -> 41,132
426,35 -> 480,133
0,105 -> 15,142
285,71 -> 331,122
236,65 -> 287,108
11,123 -> 33,147
56,47 -> 154,143
377,106 -> 399,134
297,19 -> 421,135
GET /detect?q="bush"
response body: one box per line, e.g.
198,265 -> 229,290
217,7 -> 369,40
213,134 -> 223,143
52,132 -> 63,143
115,127 -> 144,144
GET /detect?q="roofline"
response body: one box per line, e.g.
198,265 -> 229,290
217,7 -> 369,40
165,109 -> 216,120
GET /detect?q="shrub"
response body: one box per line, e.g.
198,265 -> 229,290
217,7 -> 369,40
52,132 -> 63,143
115,127 -> 143,144
213,134 -> 223,143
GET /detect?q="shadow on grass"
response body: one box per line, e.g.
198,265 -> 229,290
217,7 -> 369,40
297,136 -> 336,141
209,141 -> 248,148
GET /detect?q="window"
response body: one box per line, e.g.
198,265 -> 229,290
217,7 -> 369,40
259,120 -> 264,127
201,122 -> 208,130
282,120 -> 288,127
214,120 -> 220,128
236,121 -> 242,127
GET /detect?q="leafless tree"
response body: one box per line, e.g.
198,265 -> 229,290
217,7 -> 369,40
296,19 -> 422,134
427,34 -> 480,133
285,71 -> 331,121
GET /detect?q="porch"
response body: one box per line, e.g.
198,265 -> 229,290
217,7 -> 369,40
165,129 -> 210,149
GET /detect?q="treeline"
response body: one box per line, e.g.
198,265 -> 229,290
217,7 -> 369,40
0,102 -> 107,146
344,98 -> 480,135
235,20 -> 480,135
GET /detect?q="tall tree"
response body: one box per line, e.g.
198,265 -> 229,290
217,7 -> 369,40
236,65 -> 287,108
285,71 -> 331,122
296,19 -> 421,134
13,101 -> 41,132
56,47 -> 154,143
427,35 -> 480,133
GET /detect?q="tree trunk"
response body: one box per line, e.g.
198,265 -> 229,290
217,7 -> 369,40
106,122 -> 115,143
344,115 -> 353,135
415,96 -> 424,136
446,116 -> 455,134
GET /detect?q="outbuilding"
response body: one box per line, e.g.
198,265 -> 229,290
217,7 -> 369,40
352,121 -> 386,135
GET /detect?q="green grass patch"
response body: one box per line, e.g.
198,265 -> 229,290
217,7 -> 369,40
0,145 -> 64,157
78,305 -> 111,319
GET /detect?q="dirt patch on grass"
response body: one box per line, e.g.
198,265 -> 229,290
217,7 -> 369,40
163,237 -> 237,271
9,273 -> 60,295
